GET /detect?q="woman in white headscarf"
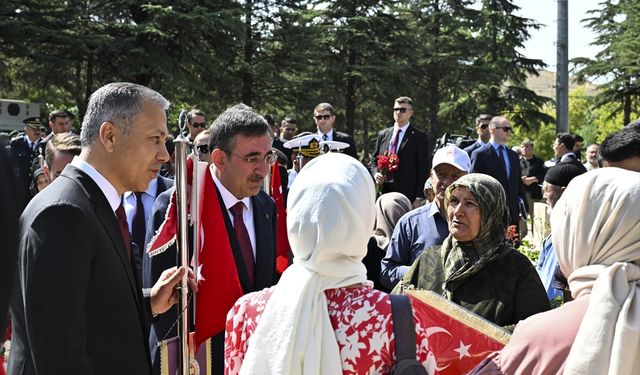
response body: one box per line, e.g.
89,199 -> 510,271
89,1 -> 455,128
224,153 -> 433,375
470,167 -> 640,374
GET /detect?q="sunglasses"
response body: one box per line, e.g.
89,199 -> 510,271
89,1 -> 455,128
496,126 -> 512,132
314,114 -> 332,121
393,107 -> 408,113
191,122 -> 207,129
196,144 -> 210,154
479,124 -> 488,130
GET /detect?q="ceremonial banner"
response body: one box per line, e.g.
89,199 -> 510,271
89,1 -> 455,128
160,334 -> 211,375
269,163 -> 290,274
407,290 -> 510,374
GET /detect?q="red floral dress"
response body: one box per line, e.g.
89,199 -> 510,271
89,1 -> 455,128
225,285 -> 435,375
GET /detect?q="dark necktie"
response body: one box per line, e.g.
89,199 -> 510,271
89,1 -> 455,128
389,129 -> 401,154
115,204 -> 131,260
498,145 -> 509,177
131,192 -> 146,265
322,134 -> 328,141
230,202 -> 255,287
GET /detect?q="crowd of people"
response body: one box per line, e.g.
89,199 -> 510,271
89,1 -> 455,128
0,83 -> 639,375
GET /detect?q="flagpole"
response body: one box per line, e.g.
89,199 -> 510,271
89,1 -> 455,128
174,110 -> 191,375
263,161 -> 272,195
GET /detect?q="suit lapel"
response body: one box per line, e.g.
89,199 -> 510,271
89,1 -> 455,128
251,193 -> 274,290
397,125 -> 413,154
68,167 -> 146,317
381,127 -> 394,152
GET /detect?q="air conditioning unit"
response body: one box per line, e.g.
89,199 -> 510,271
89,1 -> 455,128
0,99 -> 42,132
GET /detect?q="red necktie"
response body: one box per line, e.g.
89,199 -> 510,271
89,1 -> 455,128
115,204 -> 131,260
230,202 -> 255,287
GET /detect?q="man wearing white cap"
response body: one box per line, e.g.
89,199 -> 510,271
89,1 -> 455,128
380,145 -> 470,290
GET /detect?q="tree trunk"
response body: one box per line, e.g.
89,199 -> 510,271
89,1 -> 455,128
344,49 -> 357,137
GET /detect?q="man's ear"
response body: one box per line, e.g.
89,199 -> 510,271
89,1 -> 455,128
211,148 -> 226,170
99,121 -> 117,152
42,164 -> 51,181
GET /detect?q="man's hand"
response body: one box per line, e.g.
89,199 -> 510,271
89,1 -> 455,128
150,266 -> 197,316
374,172 -> 385,184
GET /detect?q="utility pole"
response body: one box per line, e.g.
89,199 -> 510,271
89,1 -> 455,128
556,0 -> 569,133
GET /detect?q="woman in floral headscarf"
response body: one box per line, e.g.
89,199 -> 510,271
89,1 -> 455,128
471,167 -> 640,374
399,173 -> 550,327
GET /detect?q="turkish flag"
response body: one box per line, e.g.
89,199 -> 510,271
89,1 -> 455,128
407,290 -> 510,374
194,167 -> 243,347
270,163 -> 290,274
146,158 -> 243,348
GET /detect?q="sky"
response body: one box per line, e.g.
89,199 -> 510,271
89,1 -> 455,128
513,0 -> 603,71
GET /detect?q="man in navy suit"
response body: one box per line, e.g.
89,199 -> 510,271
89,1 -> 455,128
372,96 -> 429,204
463,114 -> 492,156
9,82 -> 189,375
470,116 -> 527,227
143,104 -> 277,375
313,102 -> 358,159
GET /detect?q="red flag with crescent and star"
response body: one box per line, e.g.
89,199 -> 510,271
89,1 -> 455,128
407,290 -> 510,374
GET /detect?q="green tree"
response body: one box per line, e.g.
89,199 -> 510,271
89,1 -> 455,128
572,0 -> 640,126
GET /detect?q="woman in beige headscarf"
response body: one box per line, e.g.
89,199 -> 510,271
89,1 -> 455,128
224,153 -> 433,375
364,193 -> 412,291
471,167 -> 640,374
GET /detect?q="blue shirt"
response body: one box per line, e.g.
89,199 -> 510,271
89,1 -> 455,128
536,234 -> 563,301
380,202 -> 449,290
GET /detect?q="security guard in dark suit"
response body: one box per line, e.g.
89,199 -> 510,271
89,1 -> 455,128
7,117 -> 45,207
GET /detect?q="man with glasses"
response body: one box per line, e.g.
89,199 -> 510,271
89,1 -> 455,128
372,96 -> 428,204
143,104 -> 277,375
185,108 -> 207,142
470,116 -> 527,227
313,102 -> 358,159
464,114 -> 492,156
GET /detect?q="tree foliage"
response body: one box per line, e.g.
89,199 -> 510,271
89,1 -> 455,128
0,0 -> 560,157
571,0 -> 640,126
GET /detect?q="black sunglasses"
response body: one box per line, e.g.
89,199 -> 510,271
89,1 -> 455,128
479,124 -> 489,130
496,126 -> 513,132
314,114 -> 332,121
196,144 -> 210,154
393,107 -> 408,113
191,122 -> 207,129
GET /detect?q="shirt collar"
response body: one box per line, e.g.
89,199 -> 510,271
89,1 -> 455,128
124,177 -> 158,200
210,167 -> 252,211
71,156 -> 121,212
393,122 -> 410,130
318,129 -> 334,139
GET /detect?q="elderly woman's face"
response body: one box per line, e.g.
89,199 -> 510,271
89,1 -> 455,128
447,187 -> 481,242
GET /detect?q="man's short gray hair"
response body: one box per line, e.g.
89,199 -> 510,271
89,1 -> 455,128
80,82 -> 170,147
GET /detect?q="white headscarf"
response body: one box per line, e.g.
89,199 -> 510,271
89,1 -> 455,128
240,153 -> 375,375
551,167 -> 640,375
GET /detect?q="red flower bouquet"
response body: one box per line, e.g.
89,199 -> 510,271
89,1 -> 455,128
376,151 -> 400,195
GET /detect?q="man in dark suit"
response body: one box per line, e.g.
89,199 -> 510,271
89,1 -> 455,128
313,102 -> 358,159
143,104 -> 277,375
124,174 -> 174,272
9,82 -> 189,375
553,133 -> 587,172
463,113 -> 492,156
372,96 -> 429,204
470,116 -> 527,227
7,117 -> 45,207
